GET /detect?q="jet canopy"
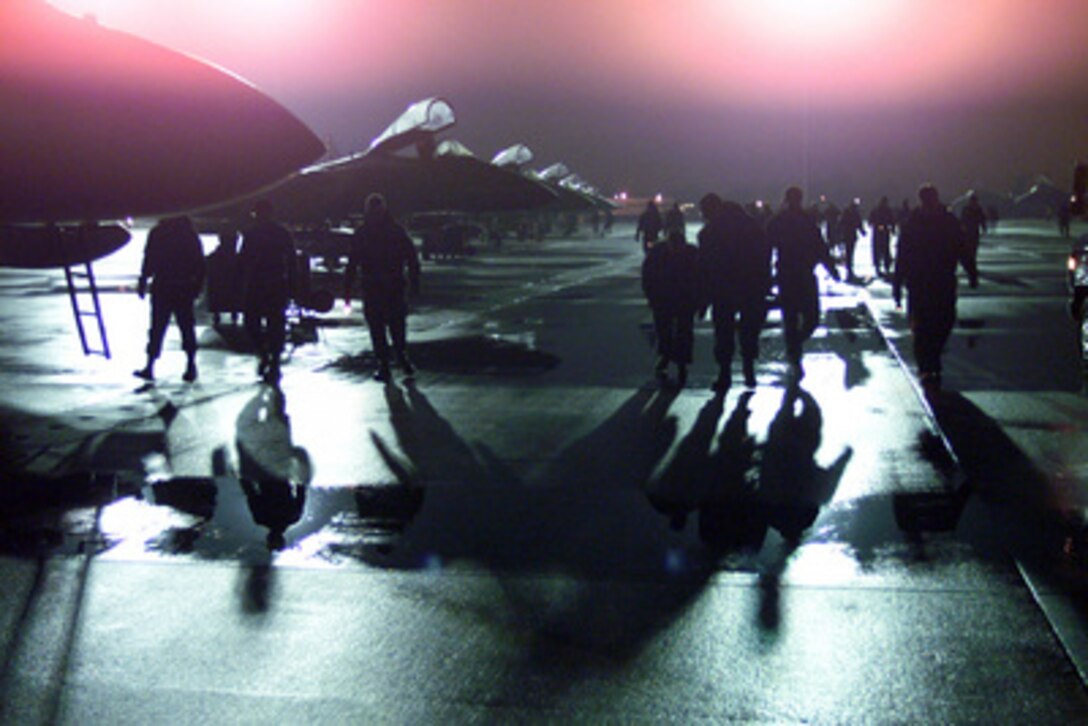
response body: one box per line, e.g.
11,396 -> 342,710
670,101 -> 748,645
491,144 -> 534,170
537,163 -> 571,183
367,97 -> 455,157
435,140 -> 476,158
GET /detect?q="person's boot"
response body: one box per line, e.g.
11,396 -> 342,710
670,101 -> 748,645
711,368 -> 731,394
396,352 -> 415,376
183,358 -> 198,383
676,364 -> 688,388
374,361 -> 391,382
134,359 -> 154,381
742,358 -> 757,389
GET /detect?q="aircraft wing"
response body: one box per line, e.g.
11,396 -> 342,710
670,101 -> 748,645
0,0 -> 325,228
207,152 -> 559,224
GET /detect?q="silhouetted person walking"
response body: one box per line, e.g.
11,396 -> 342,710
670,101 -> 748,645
1059,200 -> 1072,238
868,196 -> 895,277
959,192 -> 987,272
664,202 -> 685,237
643,228 -> 700,387
766,187 -> 840,382
697,194 -> 772,392
344,193 -> 421,382
839,200 -> 864,280
893,184 -> 979,391
636,200 -> 663,254
206,226 -> 240,326
135,215 -> 205,383
239,200 -> 297,383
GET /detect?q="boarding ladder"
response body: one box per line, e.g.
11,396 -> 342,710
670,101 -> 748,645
63,260 -> 111,359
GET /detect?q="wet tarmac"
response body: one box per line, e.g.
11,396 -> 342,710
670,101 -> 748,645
2,223 -> 1087,722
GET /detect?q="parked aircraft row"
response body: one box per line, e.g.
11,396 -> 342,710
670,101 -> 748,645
2,1 -> 612,274
198,96 -> 615,233
0,1 -> 614,353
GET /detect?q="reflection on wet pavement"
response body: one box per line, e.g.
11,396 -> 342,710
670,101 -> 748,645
325,334 -> 561,377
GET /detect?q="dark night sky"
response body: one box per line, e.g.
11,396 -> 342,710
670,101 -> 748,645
47,0 -> 1088,205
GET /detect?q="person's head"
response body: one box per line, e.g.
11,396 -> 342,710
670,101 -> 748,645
784,186 -> 804,211
699,192 -> 723,220
364,192 -> 387,223
918,184 -> 941,211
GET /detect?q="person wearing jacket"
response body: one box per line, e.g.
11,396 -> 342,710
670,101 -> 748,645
344,193 -> 421,382
134,215 -> 205,383
766,186 -> 841,382
697,193 -> 771,392
642,228 -> 700,387
239,200 -> 297,383
893,184 -> 979,391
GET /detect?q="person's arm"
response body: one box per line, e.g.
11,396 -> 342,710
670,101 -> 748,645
892,223 -> 911,306
137,229 -> 156,298
283,229 -> 299,300
191,233 -> 207,298
343,231 -> 359,305
403,230 -> 421,294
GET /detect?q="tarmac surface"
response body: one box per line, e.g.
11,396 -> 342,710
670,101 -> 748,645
1,221 -> 1087,723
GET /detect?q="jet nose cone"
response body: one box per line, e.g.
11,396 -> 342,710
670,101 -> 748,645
0,1 -> 325,223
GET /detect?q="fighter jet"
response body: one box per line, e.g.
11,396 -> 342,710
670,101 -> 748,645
0,0 -> 325,268
533,163 -> 612,213
201,97 -> 557,227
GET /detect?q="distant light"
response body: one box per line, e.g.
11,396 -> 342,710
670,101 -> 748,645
755,200 -> 764,208
654,193 -> 664,204
854,197 -> 862,206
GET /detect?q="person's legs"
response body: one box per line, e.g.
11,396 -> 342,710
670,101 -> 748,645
364,297 -> 392,380
651,305 -> 673,374
675,310 -> 695,387
738,301 -> 766,388
244,302 -> 268,375
711,302 -> 737,389
136,292 -> 171,380
387,295 -> 412,373
176,298 -> 198,382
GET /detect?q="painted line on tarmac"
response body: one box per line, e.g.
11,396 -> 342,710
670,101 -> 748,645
863,290 -> 1088,690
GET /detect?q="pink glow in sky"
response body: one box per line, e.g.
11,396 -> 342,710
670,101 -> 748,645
39,0 -> 1088,200
47,0 -> 1088,104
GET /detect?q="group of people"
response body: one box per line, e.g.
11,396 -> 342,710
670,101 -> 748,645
135,193 -> 420,385
136,182 -> 980,396
642,183 -> 979,393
